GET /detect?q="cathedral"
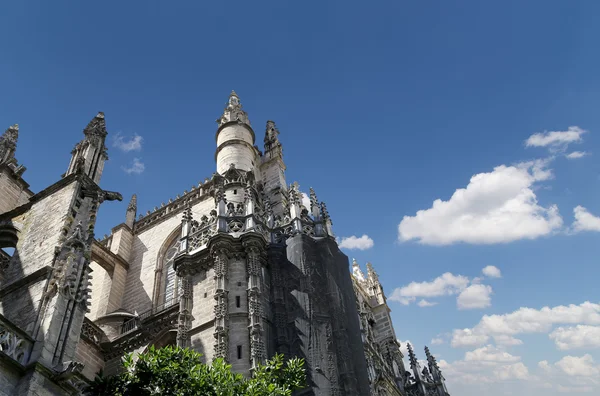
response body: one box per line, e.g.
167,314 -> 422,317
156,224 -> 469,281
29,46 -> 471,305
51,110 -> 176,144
0,92 -> 449,395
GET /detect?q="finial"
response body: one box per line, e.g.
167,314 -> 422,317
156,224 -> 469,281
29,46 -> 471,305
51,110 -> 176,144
407,343 -> 418,369
127,194 -> 137,212
352,258 -> 366,282
425,345 -> 440,371
83,111 -> 108,137
217,90 -> 250,126
182,206 -> 193,222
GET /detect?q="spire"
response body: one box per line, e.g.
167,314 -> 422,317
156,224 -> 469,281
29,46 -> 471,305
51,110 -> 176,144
127,194 -> 137,212
0,124 -> 19,166
407,343 -> 419,370
65,112 -> 109,184
352,258 -> 366,282
308,187 -> 324,223
83,112 -> 108,138
366,262 -> 379,283
125,194 -> 137,228
425,345 -> 449,393
216,91 -> 250,127
263,120 -> 283,159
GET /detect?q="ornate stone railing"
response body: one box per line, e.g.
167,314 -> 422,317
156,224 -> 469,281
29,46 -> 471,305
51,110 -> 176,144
0,314 -> 33,366
134,181 -> 215,234
81,317 -> 104,346
120,296 -> 180,335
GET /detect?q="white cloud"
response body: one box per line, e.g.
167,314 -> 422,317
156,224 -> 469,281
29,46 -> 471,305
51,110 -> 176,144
566,151 -> 588,159
492,335 -> 523,346
457,284 -> 493,310
389,272 -> 469,305
494,362 -> 529,381
450,301 -> 600,348
418,299 -> 438,307
549,325 -> 600,350
525,126 -> 586,152
437,352 -> 529,386
555,354 -> 600,377
431,337 -> 444,345
572,206 -> 600,233
464,345 -> 520,363
113,133 -> 143,152
122,158 -> 145,175
451,328 -> 491,348
538,360 -> 553,372
482,265 -> 502,278
398,160 -> 562,245
337,234 -> 374,250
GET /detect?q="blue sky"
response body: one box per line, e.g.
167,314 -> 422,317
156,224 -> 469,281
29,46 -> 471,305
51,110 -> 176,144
2,1 -> 600,394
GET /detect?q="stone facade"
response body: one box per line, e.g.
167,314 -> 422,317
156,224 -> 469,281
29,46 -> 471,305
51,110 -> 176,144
0,93 -> 449,395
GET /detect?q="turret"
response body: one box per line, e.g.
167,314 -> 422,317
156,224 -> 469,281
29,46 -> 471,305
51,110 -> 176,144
215,91 -> 258,175
64,112 -> 108,184
260,120 -> 287,217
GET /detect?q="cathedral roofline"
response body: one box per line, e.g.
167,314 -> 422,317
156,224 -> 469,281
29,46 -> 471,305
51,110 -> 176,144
0,172 -> 80,222
130,176 -> 217,235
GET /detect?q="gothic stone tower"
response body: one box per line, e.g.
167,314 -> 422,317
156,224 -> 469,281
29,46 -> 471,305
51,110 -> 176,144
172,91 -> 371,394
0,113 -> 122,395
0,94 -> 448,396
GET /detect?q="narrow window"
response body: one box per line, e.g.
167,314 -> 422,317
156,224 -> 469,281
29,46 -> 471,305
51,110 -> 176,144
236,296 -> 241,308
237,345 -> 242,359
233,189 -> 237,195
204,292 -> 207,298
237,281 -> 242,287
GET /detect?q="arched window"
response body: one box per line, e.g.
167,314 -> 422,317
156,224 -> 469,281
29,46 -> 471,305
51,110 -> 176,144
162,239 -> 180,306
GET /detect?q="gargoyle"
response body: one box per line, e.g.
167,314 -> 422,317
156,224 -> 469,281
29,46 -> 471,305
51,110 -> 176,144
98,190 -> 123,203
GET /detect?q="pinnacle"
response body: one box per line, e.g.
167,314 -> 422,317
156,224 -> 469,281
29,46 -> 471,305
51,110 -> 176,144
230,90 -> 238,97
127,194 -> 137,211
95,112 -> 105,119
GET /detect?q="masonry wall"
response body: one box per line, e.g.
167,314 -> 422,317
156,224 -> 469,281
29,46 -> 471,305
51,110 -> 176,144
0,359 -> 20,396
2,182 -> 76,285
188,266 -> 215,362
0,166 -> 32,215
74,337 -> 105,380
0,181 -> 77,336
121,196 -> 214,315
228,257 -> 249,373
87,260 -> 111,320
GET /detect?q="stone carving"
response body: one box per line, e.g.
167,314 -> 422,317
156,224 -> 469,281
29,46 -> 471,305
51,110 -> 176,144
212,249 -> 229,360
0,321 -> 32,365
176,275 -> 193,348
80,318 -> 103,346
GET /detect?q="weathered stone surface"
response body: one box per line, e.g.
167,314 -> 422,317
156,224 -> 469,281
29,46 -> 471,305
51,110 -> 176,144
0,95 -> 449,396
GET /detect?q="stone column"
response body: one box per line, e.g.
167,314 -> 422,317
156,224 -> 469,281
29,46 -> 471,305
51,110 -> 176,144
245,245 -> 265,369
176,274 -> 193,348
213,248 -> 229,360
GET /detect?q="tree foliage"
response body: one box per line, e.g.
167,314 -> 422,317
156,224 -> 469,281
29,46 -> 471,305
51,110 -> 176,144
85,345 -> 306,396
